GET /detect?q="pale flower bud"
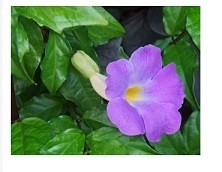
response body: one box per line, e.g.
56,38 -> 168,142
71,50 -> 99,78
71,50 -> 109,101
90,73 -> 109,101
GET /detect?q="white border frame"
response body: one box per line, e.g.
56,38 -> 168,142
1,0 -> 222,172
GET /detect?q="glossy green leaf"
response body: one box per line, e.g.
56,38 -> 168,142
40,128 -> 85,155
64,27 -> 99,64
163,41 -> 199,110
19,16 -> 44,79
11,8 -> 33,84
83,107 -> 114,129
48,115 -> 78,133
11,117 -> 55,155
90,140 -> 128,155
87,127 -> 158,155
183,111 -> 200,154
59,68 -> 104,113
41,31 -> 72,94
163,6 -> 190,36
19,94 -> 64,121
11,59 -> 33,84
15,6 -> 108,34
87,7 -> 125,46
151,131 -> 185,155
186,7 -> 200,48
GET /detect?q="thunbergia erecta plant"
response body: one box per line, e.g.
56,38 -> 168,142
72,44 -> 185,142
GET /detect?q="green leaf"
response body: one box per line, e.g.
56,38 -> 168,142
40,128 -> 85,155
11,117 -> 55,155
48,115 -> 78,133
11,59 -> 33,84
15,6 -> 108,34
41,31 -> 72,94
83,107 -> 114,129
59,68 -> 104,113
118,46 -> 129,59
19,94 -> 64,121
87,7 -> 125,46
183,111 -> 200,154
154,37 -> 172,50
90,140 -> 128,155
13,76 -> 49,108
13,76 -> 30,95
151,131 -> 185,155
186,7 -> 200,48
163,41 -> 199,110
12,22 -> 29,64
87,127 -> 158,155
163,6 -> 190,36
19,16 -> 44,79
11,8 -> 34,84
12,76 -> 32,108
64,27 -> 99,64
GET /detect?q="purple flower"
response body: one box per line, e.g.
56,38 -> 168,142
105,45 -> 185,142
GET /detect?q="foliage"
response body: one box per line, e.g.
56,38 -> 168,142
11,6 -> 200,155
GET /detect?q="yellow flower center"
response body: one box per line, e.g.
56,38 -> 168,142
125,85 -> 142,102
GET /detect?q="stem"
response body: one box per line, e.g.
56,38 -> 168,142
67,102 -> 82,129
67,101 -> 91,155
83,143 -> 90,155
171,30 -> 188,45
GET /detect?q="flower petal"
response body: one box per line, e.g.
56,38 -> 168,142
137,102 -> 181,142
107,97 -> 145,135
145,63 -> 185,109
105,59 -> 133,99
129,44 -> 162,83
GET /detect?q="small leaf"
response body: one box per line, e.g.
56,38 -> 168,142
87,127 -> 158,155
41,31 -> 72,94
48,115 -> 78,133
19,94 -> 64,121
183,111 -> 200,154
118,46 -> 129,59
40,128 -> 85,155
19,16 -> 44,79
59,68 -> 104,113
151,131 -> 185,155
11,117 -> 55,155
87,7 -> 125,46
163,6 -> 190,36
154,37 -> 172,50
163,41 -> 199,110
83,107 -> 114,129
15,6 -> 108,34
186,7 -> 200,48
